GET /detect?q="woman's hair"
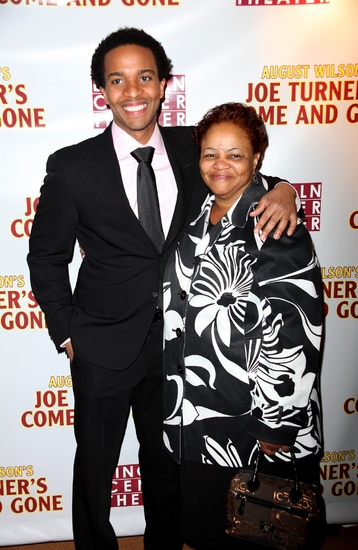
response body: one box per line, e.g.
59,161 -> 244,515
192,102 -> 269,170
91,27 -> 173,90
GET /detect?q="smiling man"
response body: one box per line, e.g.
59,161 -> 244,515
99,44 -> 166,143
27,27 -> 297,550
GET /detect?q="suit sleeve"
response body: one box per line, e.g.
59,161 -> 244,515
260,175 -> 287,190
27,153 -> 78,350
246,224 -> 323,445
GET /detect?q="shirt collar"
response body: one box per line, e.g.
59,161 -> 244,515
111,122 -> 166,161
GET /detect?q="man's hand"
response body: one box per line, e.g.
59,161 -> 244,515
259,440 -> 290,456
250,182 -> 297,242
65,341 -> 74,362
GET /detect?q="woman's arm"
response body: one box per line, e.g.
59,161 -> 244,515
247,224 -> 323,451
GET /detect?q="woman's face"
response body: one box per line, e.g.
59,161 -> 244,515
199,121 -> 260,206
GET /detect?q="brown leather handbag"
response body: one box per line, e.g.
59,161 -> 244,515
226,448 -> 320,549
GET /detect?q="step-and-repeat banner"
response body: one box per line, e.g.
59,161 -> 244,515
1,0 -> 357,545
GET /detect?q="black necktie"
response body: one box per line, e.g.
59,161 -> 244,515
131,146 -> 165,254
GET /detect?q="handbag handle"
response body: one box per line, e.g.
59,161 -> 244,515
247,446 -> 302,505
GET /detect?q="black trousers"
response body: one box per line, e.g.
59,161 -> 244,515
70,319 -> 182,550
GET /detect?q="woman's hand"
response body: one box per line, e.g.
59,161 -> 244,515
259,440 -> 290,456
250,182 -> 297,241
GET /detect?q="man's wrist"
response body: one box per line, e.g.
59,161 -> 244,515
274,181 -> 300,211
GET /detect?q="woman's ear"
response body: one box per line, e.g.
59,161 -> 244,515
253,153 -> 260,172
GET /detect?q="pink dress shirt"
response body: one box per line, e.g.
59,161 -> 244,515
111,122 -> 178,238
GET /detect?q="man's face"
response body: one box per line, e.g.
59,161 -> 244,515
100,44 -> 166,144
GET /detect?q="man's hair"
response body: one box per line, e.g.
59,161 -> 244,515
192,102 -> 269,171
91,27 -> 173,89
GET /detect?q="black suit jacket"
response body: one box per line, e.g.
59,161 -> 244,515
28,123 -> 280,370
28,124 -> 207,369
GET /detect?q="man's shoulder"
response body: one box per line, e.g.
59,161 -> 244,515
159,124 -> 195,143
52,126 -> 111,162
159,125 -> 199,160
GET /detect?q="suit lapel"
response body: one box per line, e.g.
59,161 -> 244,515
81,124 -> 152,247
80,124 -> 201,253
160,127 -> 199,253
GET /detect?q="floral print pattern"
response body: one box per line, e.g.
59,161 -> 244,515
163,176 -> 323,468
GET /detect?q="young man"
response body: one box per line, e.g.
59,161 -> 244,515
27,27 -> 297,550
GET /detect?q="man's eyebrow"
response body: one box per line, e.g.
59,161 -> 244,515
138,69 -> 155,74
203,146 -> 244,152
107,69 -> 155,78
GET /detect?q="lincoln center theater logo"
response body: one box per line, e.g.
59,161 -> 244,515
111,464 -> 142,507
291,182 -> 322,231
92,75 -> 186,129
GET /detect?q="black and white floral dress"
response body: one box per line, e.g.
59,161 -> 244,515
163,174 -> 323,471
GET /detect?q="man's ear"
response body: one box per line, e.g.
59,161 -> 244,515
99,87 -> 109,107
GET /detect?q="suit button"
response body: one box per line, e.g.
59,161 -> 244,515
180,291 -> 187,300
175,328 -> 182,337
176,365 -> 183,374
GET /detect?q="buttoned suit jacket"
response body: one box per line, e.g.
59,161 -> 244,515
28,123 -> 208,370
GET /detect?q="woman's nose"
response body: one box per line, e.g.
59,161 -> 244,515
213,157 -> 229,169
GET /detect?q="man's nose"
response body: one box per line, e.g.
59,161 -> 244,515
123,80 -> 142,98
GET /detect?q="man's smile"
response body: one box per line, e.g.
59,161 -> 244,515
123,102 -> 148,113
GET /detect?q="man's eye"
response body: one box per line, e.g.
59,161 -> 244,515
113,78 -> 122,84
141,76 -> 151,82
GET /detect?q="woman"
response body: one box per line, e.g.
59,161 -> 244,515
163,103 -> 323,549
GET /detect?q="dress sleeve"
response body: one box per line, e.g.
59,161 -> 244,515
246,223 -> 323,445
